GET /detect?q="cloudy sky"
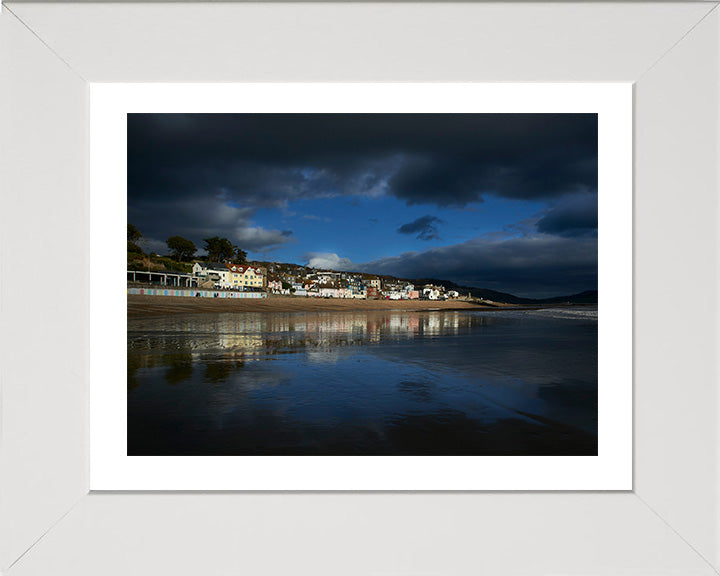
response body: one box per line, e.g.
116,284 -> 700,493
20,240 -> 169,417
128,113 -> 597,298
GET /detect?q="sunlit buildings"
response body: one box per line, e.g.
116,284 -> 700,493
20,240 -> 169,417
192,262 -> 265,290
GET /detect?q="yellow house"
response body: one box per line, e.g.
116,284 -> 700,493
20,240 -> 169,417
225,263 -> 265,289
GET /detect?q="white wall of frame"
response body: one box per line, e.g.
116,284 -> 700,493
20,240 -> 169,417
634,8 -> 720,567
1,2 -> 719,575
0,6 -> 89,570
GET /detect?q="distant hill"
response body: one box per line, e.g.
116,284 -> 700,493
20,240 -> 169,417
538,290 -> 598,304
412,279 -> 597,305
411,278 -> 533,304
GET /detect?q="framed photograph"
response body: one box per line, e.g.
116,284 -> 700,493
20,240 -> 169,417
2,2 -> 719,575
90,83 -> 631,491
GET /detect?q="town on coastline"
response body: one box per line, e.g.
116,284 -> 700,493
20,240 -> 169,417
128,260 -> 465,302
127,224 -> 596,306
127,223 -> 470,302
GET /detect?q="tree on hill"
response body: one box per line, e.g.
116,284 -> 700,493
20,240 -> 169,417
166,236 -> 197,262
203,236 -> 236,262
127,223 -> 142,242
127,223 -> 143,253
127,241 -> 144,254
232,248 -> 248,264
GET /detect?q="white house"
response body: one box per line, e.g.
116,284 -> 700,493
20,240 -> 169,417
316,272 -> 341,285
319,287 -> 340,298
192,262 -> 232,288
423,287 -> 440,300
364,277 -> 382,289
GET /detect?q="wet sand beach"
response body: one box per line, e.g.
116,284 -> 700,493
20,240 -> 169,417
128,306 -> 598,455
127,294 -> 501,318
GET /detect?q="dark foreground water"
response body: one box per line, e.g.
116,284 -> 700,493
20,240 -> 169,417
128,308 -> 597,455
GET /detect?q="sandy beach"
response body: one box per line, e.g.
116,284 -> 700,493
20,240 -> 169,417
127,294 -> 499,318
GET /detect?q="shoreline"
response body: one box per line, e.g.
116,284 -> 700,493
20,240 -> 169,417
127,294 -> 513,318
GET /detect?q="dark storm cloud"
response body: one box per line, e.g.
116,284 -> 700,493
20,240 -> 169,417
536,192 -> 598,237
129,114 -> 597,207
127,194 -> 294,254
397,215 -> 443,241
128,113 -> 597,251
361,234 -> 598,299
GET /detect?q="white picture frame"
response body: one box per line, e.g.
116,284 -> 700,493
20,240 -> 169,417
1,2 -> 719,574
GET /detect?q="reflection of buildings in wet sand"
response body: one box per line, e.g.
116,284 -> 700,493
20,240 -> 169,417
126,345 -> 200,390
363,312 -> 461,338
129,311 -> 484,366
305,311 -> 467,342
128,345 -> 264,392
425,312 -> 460,335
128,310 -> 483,393
217,332 -> 264,353
131,310 -> 466,373
426,315 -> 440,334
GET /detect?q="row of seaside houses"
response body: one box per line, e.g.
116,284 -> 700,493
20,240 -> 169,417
270,273 -> 459,300
192,262 -> 266,290
189,261 -> 461,300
